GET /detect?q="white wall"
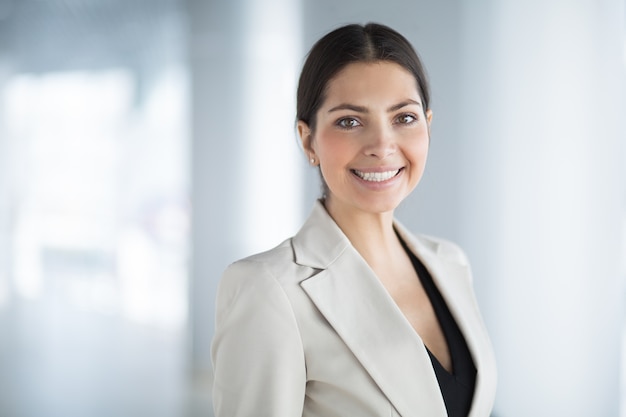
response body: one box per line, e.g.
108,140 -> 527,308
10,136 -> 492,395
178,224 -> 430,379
459,0 -> 625,415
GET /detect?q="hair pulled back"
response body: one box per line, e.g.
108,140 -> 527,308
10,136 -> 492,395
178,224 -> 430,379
297,23 -> 431,131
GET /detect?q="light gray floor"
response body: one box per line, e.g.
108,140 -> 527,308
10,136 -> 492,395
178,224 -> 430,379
0,297 -> 213,417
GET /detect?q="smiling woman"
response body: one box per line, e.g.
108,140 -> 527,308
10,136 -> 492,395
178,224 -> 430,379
211,23 -> 497,417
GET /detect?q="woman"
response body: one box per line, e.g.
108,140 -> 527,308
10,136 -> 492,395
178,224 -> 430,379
211,23 -> 497,417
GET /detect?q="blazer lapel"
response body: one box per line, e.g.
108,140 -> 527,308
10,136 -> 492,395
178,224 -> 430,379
294,202 -> 447,417
396,223 -> 497,417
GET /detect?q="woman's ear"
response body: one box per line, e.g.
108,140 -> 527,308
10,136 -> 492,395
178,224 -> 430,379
426,109 -> 433,125
426,109 -> 433,137
297,120 -> 317,163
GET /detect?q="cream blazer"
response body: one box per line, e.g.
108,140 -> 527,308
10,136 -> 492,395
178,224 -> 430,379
211,201 -> 497,417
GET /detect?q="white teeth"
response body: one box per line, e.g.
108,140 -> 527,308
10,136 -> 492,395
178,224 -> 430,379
353,169 -> 400,182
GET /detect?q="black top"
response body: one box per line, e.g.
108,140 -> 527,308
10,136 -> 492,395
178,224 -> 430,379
403,242 -> 477,417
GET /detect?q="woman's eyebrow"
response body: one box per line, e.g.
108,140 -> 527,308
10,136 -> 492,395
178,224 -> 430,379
327,103 -> 368,113
327,99 -> 421,114
387,99 -> 422,112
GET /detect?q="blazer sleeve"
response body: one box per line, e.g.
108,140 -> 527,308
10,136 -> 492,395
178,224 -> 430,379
211,259 -> 306,417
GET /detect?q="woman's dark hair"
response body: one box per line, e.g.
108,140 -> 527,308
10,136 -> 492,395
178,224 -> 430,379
297,22 -> 431,132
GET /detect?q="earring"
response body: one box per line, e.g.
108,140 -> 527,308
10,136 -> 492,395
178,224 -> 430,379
310,157 -> 315,165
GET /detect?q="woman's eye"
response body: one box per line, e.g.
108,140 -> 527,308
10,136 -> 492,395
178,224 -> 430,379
337,118 -> 361,129
396,114 -> 417,124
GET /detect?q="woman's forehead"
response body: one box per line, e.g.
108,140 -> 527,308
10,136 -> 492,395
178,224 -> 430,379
321,61 -> 422,108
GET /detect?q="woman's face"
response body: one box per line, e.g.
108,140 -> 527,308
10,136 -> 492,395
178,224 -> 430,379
299,61 -> 432,217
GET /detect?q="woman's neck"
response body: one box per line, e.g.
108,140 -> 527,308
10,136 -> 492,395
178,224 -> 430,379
323,198 -> 405,269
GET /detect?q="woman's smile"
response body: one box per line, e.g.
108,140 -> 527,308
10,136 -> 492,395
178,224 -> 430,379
351,168 -> 403,182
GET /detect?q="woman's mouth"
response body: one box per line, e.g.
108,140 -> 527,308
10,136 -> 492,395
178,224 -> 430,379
351,168 -> 402,182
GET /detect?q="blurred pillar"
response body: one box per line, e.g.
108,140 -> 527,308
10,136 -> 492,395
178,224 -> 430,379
187,0 -> 244,376
187,0 -> 302,377
0,63 -> 13,308
459,1 -> 625,416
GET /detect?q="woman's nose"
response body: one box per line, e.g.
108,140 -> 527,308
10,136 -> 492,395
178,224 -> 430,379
363,126 -> 397,159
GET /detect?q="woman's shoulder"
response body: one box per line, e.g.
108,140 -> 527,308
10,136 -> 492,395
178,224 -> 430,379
237,238 -> 294,265
220,238 -> 303,288
416,233 -> 469,265
394,221 -> 470,267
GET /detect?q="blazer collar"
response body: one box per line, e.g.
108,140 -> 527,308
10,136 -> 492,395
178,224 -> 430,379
292,200 -> 453,269
292,200 -> 350,269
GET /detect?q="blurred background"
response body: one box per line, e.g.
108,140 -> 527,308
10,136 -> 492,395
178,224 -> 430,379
0,0 -> 624,416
